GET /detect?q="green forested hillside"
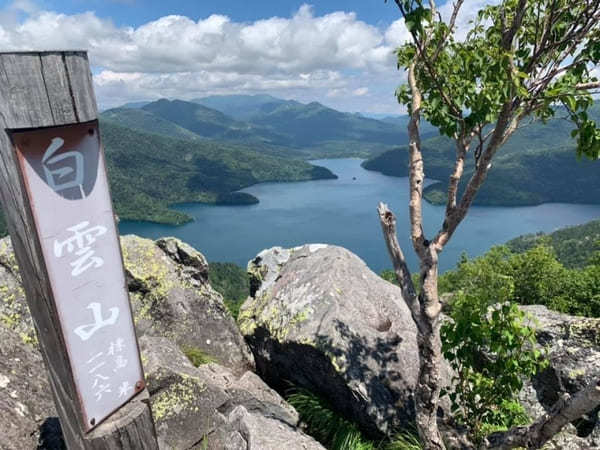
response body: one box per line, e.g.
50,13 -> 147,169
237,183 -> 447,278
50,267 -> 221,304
362,105 -> 600,206
424,146 -> 600,206
100,107 -> 307,159
102,121 -> 336,223
208,262 -> 250,319
148,96 -> 409,157
0,120 -> 336,237
101,107 -> 202,141
192,95 -> 412,149
507,220 -> 600,268
248,100 -> 406,147
193,94 -> 288,121
141,99 -> 287,145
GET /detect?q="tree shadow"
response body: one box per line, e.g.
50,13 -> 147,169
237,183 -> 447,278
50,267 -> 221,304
247,318 -> 417,439
37,417 -> 65,450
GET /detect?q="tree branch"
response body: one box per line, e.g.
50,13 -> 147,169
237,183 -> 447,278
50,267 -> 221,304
432,0 -> 465,62
434,102 -> 517,249
445,133 -> 469,213
392,0 -> 463,118
407,62 -> 427,254
502,0 -> 528,50
377,203 -> 424,330
576,81 -> 600,90
484,377 -> 600,449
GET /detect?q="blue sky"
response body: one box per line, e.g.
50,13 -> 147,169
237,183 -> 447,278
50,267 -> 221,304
0,0 -> 484,113
35,0 -> 402,28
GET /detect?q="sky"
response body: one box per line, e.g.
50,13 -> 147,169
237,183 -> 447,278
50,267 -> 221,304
0,0 -> 495,113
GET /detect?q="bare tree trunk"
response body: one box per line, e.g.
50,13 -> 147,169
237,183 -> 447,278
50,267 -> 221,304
415,254 -> 445,450
378,203 -> 445,449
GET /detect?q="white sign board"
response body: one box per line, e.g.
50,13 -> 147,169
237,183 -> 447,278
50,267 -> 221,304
12,122 -> 144,431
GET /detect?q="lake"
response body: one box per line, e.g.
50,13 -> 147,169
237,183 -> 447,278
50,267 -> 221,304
119,158 -> 600,273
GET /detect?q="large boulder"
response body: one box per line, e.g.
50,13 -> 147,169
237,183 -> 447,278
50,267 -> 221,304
118,235 -> 253,374
140,335 -> 325,450
519,305 -> 600,448
238,244 -> 420,438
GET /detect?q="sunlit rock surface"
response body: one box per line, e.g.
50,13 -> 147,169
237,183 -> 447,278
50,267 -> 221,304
239,244 -> 421,438
140,335 -> 324,450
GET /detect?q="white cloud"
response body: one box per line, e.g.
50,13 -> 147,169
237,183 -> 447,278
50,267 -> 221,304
438,0 -> 501,41
0,1 -> 499,112
384,18 -> 411,48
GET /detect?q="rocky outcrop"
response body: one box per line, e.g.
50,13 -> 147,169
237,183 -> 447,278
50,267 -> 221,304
121,235 -> 254,374
0,321 -> 63,449
238,244 -> 420,438
519,305 -> 600,447
0,235 -> 254,375
0,235 -> 321,449
0,238 -> 36,345
140,335 -> 324,450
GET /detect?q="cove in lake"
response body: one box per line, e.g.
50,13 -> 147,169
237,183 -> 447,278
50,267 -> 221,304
119,158 -> 600,273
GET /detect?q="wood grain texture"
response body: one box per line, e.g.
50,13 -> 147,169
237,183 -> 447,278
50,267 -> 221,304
40,53 -> 78,124
64,52 -> 98,123
87,390 -> 158,450
0,51 -> 157,449
0,53 -> 54,128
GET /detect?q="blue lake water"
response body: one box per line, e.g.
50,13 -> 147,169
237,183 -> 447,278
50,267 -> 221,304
119,158 -> 600,273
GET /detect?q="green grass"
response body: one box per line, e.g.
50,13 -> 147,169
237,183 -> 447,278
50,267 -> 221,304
181,345 -> 216,367
286,387 -> 422,450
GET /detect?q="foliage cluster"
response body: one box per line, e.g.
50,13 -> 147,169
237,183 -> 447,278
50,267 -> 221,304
384,236 -> 600,441
286,387 -> 421,450
441,293 -> 545,442
440,244 -> 600,318
208,262 -> 250,320
394,0 -> 600,158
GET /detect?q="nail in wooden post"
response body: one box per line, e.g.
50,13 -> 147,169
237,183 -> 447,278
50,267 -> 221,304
0,51 -> 158,449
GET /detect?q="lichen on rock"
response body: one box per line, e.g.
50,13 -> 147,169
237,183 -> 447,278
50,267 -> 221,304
121,235 -> 254,374
239,244 -> 422,438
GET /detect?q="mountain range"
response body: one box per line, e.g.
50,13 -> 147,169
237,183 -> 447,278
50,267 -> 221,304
112,95 -> 424,158
0,95 -> 599,239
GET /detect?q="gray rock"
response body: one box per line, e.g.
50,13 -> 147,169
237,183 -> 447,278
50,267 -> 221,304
0,322 -> 63,449
0,238 -> 36,345
239,244 -> 420,438
0,235 -> 255,375
519,305 -> 600,447
122,235 -> 254,374
140,335 -> 324,450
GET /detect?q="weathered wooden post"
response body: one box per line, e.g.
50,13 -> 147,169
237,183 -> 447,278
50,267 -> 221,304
0,51 -> 159,448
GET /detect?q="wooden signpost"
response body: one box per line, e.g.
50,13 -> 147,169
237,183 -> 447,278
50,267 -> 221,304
0,52 -> 158,448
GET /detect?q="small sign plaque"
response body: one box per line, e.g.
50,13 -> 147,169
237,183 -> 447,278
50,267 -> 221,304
12,121 -> 144,431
